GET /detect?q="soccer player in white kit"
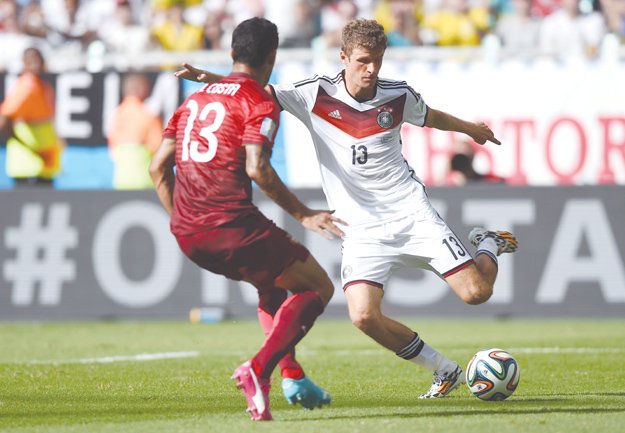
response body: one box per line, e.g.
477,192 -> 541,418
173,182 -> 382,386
177,18 -> 518,399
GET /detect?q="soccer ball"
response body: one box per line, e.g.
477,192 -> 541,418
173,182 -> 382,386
466,348 -> 520,401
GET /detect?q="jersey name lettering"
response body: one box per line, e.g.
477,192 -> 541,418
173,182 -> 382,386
204,83 -> 241,96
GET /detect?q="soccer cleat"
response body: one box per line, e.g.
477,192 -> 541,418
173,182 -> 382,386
418,365 -> 466,399
282,376 -> 331,410
231,361 -> 272,421
468,228 -> 518,256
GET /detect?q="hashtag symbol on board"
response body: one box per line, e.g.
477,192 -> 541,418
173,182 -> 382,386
3,203 -> 78,305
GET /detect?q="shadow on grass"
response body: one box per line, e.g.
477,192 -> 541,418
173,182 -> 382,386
321,391 -> 625,410
0,394 -> 239,429
529,392 -> 625,398
286,407 -> 625,422
4,391 -> 625,428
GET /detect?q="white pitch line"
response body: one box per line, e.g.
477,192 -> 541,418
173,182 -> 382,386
508,347 -> 625,354
14,347 -> 625,365
24,351 -> 200,365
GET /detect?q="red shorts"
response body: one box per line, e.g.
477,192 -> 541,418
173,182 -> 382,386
175,211 -> 310,288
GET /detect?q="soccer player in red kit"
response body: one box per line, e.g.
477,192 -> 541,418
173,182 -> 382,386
149,17 -> 345,421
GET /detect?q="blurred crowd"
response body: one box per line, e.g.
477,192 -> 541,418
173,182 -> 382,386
0,0 -> 623,72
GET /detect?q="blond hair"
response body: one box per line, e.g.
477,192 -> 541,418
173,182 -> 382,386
341,19 -> 387,56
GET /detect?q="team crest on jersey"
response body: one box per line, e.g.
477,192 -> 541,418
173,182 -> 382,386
377,110 -> 393,128
342,265 -> 353,279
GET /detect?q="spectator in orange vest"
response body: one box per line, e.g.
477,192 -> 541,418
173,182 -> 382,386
107,72 -> 163,189
0,46 -> 64,187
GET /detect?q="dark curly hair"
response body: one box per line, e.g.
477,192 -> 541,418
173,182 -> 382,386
231,17 -> 279,67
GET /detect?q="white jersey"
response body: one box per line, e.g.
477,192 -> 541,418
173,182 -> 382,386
271,71 -> 429,228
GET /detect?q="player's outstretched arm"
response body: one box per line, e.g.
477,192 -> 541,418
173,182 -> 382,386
174,63 -> 224,84
245,144 -> 346,240
174,63 -> 276,100
149,136 -> 177,216
425,107 -> 501,145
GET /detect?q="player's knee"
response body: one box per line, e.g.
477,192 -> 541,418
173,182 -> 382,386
349,310 -> 381,334
315,281 -> 334,306
258,287 -> 287,314
305,271 -> 334,306
461,283 -> 492,305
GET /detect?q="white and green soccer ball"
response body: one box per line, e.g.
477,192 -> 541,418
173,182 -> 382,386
466,348 -> 520,401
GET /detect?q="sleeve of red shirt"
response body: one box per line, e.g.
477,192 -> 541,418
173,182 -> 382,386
163,108 -> 181,139
241,100 -> 279,149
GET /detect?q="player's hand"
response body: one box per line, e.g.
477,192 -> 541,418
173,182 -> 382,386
300,210 -> 347,240
174,63 -> 208,83
471,122 -> 501,146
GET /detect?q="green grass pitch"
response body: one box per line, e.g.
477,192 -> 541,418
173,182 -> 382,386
1,318 -> 624,433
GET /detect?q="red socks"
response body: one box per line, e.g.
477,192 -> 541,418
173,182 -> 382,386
257,306 -> 304,379
252,291 -> 324,379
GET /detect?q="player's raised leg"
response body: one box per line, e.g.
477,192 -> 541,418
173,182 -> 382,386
444,228 -> 519,306
345,282 -> 464,398
419,229 -> 518,399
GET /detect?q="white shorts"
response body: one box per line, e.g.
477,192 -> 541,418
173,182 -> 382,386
340,211 -> 474,290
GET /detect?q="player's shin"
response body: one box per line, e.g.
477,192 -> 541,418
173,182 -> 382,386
257,306 -> 305,379
251,291 -> 324,379
396,332 -> 457,373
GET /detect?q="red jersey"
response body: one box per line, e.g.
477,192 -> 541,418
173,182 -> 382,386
163,73 -> 280,236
